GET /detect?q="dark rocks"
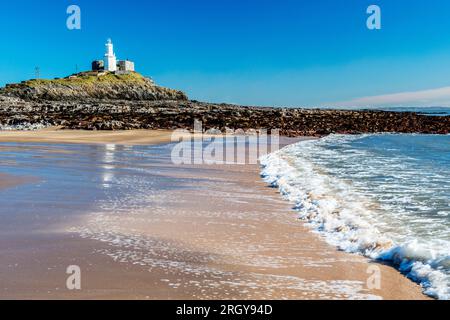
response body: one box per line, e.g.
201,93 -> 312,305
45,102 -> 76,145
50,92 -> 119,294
0,97 -> 449,136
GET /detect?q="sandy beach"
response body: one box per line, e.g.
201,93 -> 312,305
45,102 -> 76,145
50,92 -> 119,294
0,130 -> 428,300
0,128 -> 177,145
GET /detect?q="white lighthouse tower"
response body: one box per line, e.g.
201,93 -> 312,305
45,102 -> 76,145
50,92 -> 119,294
104,38 -> 117,72
92,38 -> 135,73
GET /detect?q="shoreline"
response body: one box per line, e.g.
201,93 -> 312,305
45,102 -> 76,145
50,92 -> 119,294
0,130 -> 429,300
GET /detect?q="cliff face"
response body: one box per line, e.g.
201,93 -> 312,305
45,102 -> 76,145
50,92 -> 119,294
0,72 -> 188,101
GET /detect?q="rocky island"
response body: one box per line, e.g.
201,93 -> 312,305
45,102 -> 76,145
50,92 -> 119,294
1,72 -> 187,101
0,71 -> 449,135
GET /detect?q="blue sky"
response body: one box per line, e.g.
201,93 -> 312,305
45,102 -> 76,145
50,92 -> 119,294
2,0 -> 450,107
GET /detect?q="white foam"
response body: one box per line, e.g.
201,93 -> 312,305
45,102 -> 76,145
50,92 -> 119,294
260,136 -> 449,300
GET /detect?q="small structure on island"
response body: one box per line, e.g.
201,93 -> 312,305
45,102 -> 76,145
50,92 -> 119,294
92,39 -> 135,74
91,60 -> 104,71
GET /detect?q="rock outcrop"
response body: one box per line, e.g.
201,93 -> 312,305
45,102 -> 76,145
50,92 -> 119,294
0,72 -> 188,101
0,96 -> 449,136
0,72 -> 449,135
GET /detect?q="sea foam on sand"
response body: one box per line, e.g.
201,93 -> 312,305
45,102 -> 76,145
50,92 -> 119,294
260,135 -> 450,300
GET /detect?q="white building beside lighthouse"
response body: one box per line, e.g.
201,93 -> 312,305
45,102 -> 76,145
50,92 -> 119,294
104,39 -> 117,72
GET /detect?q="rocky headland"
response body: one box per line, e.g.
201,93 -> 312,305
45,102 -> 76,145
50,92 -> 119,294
0,72 -> 449,136
1,72 -> 187,102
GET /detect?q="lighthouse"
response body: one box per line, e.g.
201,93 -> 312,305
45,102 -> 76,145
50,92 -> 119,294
104,39 -> 117,72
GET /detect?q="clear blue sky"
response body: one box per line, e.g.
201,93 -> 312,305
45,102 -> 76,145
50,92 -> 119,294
2,0 -> 450,107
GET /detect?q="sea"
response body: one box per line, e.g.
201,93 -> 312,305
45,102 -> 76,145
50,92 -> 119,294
316,106 -> 450,116
261,133 -> 450,299
371,106 -> 450,116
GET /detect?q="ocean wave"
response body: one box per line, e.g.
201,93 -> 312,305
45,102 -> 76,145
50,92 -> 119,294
260,135 -> 449,300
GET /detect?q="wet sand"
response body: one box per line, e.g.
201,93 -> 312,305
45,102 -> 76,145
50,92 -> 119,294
0,128 -> 177,145
0,173 -> 34,190
0,132 -> 429,300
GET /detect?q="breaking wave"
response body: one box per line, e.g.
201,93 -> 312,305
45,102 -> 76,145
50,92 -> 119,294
260,134 -> 449,299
